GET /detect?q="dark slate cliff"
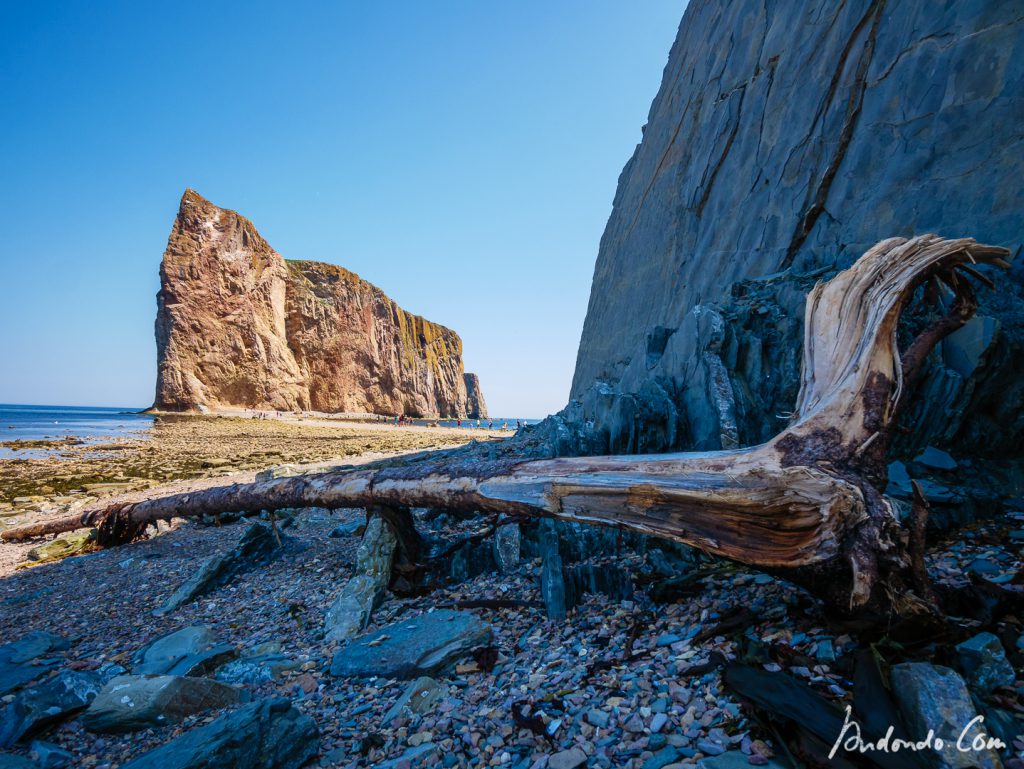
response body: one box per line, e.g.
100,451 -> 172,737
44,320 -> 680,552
557,0 -> 1023,472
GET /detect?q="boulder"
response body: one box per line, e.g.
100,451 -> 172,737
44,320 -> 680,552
214,654 -> 300,686
133,626 -> 220,676
0,670 -> 102,747
118,698 -> 318,769
330,610 -> 491,679
492,523 -> 521,573
955,633 -> 1016,694
28,741 -> 72,769
381,677 -> 444,725
155,523 -> 278,615
914,447 -> 958,472
25,530 -> 95,563
0,633 -> 68,697
323,516 -> 396,642
81,675 -> 244,733
890,663 -> 1002,769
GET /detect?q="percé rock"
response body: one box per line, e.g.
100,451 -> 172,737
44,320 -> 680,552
154,189 -> 483,418
563,1 -> 1024,469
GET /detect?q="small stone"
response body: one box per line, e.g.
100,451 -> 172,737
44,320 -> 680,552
650,712 -> 669,733
548,747 -> 587,769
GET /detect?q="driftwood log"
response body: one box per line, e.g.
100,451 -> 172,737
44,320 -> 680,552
4,236 -> 1010,616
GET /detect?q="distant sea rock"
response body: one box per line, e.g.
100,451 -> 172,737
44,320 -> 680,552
154,189 -> 484,418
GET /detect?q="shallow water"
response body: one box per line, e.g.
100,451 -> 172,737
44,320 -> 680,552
0,404 -> 153,459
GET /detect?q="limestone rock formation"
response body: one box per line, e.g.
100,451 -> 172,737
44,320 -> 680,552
463,373 -> 488,419
154,190 -> 482,417
562,0 -> 1023,469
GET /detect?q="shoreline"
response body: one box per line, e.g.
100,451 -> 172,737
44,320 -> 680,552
0,414 -> 505,556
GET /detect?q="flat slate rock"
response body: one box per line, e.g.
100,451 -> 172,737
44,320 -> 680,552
0,670 -> 102,747
81,675 -> 244,734
0,632 -> 69,698
330,610 -> 491,679
119,698 -> 318,769
133,626 -> 221,676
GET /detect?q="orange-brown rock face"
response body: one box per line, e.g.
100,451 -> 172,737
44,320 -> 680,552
154,190 -> 479,417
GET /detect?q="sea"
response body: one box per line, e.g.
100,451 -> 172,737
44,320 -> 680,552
0,404 -> 542,459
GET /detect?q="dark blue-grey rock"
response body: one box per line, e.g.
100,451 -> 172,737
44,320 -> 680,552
323,515 -> 396,642
0,670 -> 102,747
890,663 -> 1001,769
81,675 -> 244,733
955,632 -> 1016,693
0,753 -> 35,769
539,520 -> 567,621
28,741 -> 72,769
329,610 -> 491,679
133,626 -> 220,676
118,698 -> 318,769
492,523 -> 521,573
555,0 -> 1024,472
0,633 -> 69,698
155,523 -> 279,616
214,654 -> 299,686
915,447 -> 958,471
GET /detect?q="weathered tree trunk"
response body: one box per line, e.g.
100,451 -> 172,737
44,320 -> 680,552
4,236 -> 1009,615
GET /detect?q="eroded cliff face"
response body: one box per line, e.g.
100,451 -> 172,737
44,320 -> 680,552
463,373 -> 488,420
154,190 -> 479,417
559,0 -> 1023,466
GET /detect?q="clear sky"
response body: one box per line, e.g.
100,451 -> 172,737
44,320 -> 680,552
0,1 -> 685,418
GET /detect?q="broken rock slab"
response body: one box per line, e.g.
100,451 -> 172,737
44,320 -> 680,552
215,653 -> 300,686
0,670 -> 102,747
890,663 -> 1002,769
381,676 -> 444,726
81,675 -> 244,733
492,523 -> 521,573
118,698 -> 318,769
132,626 -> 233,676
323,515 -> 396,642
155,523 -> 279,615
0,633 -> 69,697
330,609 -> 491,680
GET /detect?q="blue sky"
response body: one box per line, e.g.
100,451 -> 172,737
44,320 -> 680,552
0,1 -> 684,418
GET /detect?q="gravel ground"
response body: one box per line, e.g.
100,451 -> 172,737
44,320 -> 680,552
1,503 -> 1021,768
